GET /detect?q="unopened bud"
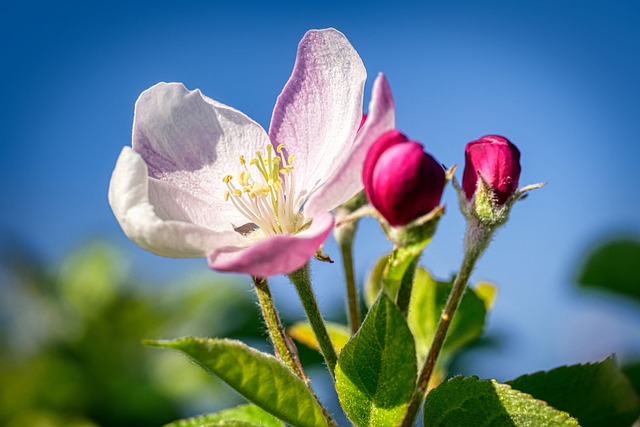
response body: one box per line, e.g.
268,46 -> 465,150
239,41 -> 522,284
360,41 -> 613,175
363,130 -> 445,227
462,135 -> 521,206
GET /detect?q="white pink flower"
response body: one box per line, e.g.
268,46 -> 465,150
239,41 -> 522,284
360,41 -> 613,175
108,28 -> 394,277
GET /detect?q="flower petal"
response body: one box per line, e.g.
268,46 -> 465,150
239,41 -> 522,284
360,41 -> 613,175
304,73 -> 396,216
132,82 -> 271,227
207,211 -> 334,277
269,28 -> 366,201
109,147 -> 247,258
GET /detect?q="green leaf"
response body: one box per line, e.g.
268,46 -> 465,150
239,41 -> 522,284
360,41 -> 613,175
408,268 -> 487,364
622,360 -> 640,396
363,234 -> 432,310
364,254 -> 389,308
335,293 -> 417,427
173,422 -> 256,427
423,376 -> 579,426
576,238 -> 640,303
474,281 -> 497,310
507,357 -> 640,427
382,241 -> 429,302
147,337 -> 328,427
165,404 -> 283,427
288,322 -> 351,355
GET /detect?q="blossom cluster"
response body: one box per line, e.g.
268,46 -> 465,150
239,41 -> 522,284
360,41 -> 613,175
103,28 -> 616,427
108,28 -> 521,278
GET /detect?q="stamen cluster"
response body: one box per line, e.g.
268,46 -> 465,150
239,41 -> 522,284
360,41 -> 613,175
223,144 -> 301,236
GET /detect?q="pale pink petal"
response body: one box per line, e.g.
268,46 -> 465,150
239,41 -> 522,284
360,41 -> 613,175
269,28 -> 366,201
109,147 -> 247,258
304,73 -> 396,217
207,211 -> 334,277
133,82 -> 271,227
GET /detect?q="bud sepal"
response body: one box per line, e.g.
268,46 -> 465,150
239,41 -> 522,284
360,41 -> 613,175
453,175 -> 546,229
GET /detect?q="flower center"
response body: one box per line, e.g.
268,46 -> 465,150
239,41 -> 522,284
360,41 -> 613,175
223,143 -> 302,236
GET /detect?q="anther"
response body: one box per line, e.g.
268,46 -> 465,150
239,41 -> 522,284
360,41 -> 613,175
239,171 -> 250,186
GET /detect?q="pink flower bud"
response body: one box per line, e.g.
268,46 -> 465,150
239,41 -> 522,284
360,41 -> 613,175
363,130 -> 446,226
462,135 -> 521,205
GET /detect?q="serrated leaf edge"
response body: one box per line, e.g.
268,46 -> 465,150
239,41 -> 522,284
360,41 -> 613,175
427,376 -> 580,426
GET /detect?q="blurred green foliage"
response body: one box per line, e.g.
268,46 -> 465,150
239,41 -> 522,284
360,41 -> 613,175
575,236 -> 640,423
0,241 -> 266,427
576,238 -> 640,304
3,234 -> 638,426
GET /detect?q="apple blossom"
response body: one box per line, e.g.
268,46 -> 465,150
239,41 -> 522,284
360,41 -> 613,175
108,29 -> 395,278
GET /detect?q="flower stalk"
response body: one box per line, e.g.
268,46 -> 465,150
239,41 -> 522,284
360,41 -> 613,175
400,220 -> 493,426
252,276 -> 307,382
253,276 -> 338,427
288,264 -> 339,376
334,192 -> 368,335
339,228 -> 361,334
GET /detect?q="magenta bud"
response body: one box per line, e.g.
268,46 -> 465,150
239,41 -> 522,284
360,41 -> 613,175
363,130 -> 446,227
358,113 -> 368,131
462,135 -> 521,205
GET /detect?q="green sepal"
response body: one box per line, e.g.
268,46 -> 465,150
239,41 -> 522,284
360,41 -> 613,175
386,206 -> 444,249
507,357 -> 640,427
423,376 -> 579,426
164,404 -> 283,427
146,337 -> 329,427
452,174 -> 545,228
335,293 -> 417,427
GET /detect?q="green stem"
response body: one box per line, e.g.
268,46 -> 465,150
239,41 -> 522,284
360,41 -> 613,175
334,203 -> 362,335
400,221 -> 493,426
253,276 -> 339,427
252,276 -> 307,382
339,231 -> 361,335
288,264 -> 338,377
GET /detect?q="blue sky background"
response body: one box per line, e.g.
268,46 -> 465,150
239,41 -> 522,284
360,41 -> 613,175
2,0 -> 640,384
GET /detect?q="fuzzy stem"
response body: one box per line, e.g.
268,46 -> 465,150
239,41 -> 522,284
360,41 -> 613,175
334,196 -> 366,335
341,241 -> 361,334
401,221 -> 493,426
253,276 -> 338,427
337,223 -> 361,334
288,264 -> 338,377
252,276 -> 307,382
